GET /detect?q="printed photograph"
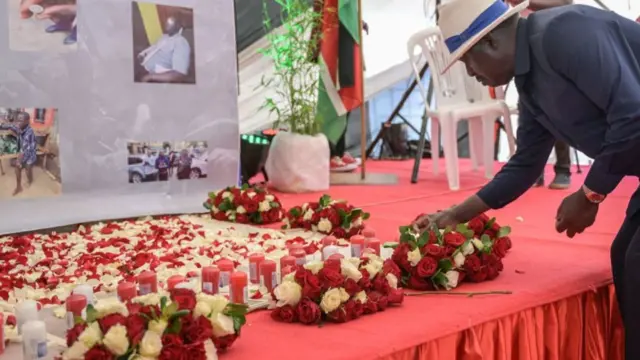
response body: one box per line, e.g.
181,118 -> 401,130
127,141 -> 208,184
131,1 -> 196,84
8,0 -> 77,52
0,108 -> 62,199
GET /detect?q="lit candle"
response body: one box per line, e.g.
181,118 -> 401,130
21,320 -> 47,360
291,249 -> 307,265
325,253 -> 344,269
72,285 -> 95,305
322,245 -> 339,260
367,238 -> 381,256
202,266 -> 220,294
259,260 -> 277,292
249,253 -> 265,284
167,275 -> 187,290
16,300 -> 39,335
217,259 -> 234,287
117,282 -> 136,303
137,271 -> 158,295
230,272 -> 248,304
321,236 -> 337,246
281,265 -> 294,279
65,295 -> 87,330
350,235 -> 365,258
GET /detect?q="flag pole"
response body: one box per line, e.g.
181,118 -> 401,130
357,0 -> 366,180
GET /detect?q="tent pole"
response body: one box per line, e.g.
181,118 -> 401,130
357,0 -> 366,180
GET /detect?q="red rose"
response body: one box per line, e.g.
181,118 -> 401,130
332,228 -> 346,239
467,218 -> 485,236
170,288 -> 197,311
271,305 -> 297,323
422,244 -> 446,259
235,214 -> 249,223
415,256 -> 437,278
185,342 -> 206,360
326,307 -> 348,323
367,291 -> 389,311
318,267 -> 344,289
159,344 -> 188,360
98,313 -> 126,334
407,275 -> 433,291
487,265 -> 500,280
387,288 -> 404,304
372,275 -> 390,295
66,323 -> 86,347
183,315 -> 213,345
213,334 -> 238,351
363,299 -> 378,314
382,259 -> 401,278
358,269 -> 372,291
492,238 -> 509,258
445,245 -> 457,256
391,243 -> 412,271
343,278 -> 360,296
468,267 -> 488,282
296,298 -> 322,324
84,345 -> 112,360
344,299 -> 363,320
126,315 -> 147,346
6,314 -> 16,326
443,232 -> 466,247
140,304 -> 161,319
464,254 -> 482,272
295,269 -> 323,300
126,302 -> 142,315
162,334 -> 184,347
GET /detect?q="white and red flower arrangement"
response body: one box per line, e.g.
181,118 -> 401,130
204,185 -> 284,225
270,254 -> 403,324
60,288 -> 247,360
390,214 -> 512,291
282,195 -> 370,240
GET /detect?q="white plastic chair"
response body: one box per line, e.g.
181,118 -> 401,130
407,27 -> 516,190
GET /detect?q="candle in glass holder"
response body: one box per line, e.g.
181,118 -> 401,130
280,265 -> 294,280
350,235 -> 365,258
325,253 -> 344,269
217,259 -> 234,287
117,282 -> 136,303
202,266 -> 220,294
16,300 -> 39,335
259,260 -> 277,292
73,285 -> 95,306
366,238 -> 381,256
249,253 -> 265,284
280,255 -> 296,270
229,272 -> 248,304
167,275 -> 186,290
291,249 -> 306,265
322,245 -> 339,260
21,320 -> 47,360
65,295 -> 87,330
137,271 -> 157,295
287,243 -> 303,255
321,236 -> 337,246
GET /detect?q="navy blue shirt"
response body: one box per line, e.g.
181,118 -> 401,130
477,5 -> 640,209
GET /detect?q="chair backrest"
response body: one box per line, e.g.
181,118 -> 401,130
407,27 -> 470,110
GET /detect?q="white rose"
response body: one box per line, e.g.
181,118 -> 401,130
407,247 -> 422,266
246,191 -> 256,198
303,261 -> 324,275
132,293 -> 162,307
320,288 -> 343,314
210,313 -> 235,337
354,291 -> 368,303
265,194 -> 275,201
78,322 -> 102,348
302,209 -> 314,221
95,297 -> 128,318
148,319 -> 168,335
103,324 -> 129,356
194,301 -> 213,318
338,288 -> 350,302
273,281 -> 302,307
317,218 -> 333,233
386,273 -> 398,289
282,271 -> 296,283
139,331 -> 163,358
347,257 -> 361,268
471,238 -> 484,251
236,206 -> 247,214
340,260 -> 362,282
363,262 -> 382,278
453,252 -> 466,268
444,271 -> 460,290
196,293 -> 229,315
62,341 -> 89,360
222,191 -> 232,200
352,218 -> 363,227
258,200 -> 271,212
461,241 -> 474,255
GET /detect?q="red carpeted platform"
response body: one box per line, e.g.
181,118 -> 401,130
241,160 -> 627,360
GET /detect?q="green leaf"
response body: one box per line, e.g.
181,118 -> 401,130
289,208 -> 300,217
232,315 -> 246,334
431,271 -> 447,289
270,201 -> 280,208
203,201 -> 212,210
417,231 -> 430,248
444,225 -> 453,234
168,309 -> 191,322
218,202 -> 229,212
351,209 -> 363,219
241,183 -> 249,190
483,217 -> 496,231
319,194 -> 332,207
138,312 -> 151,322
150,306 -> 159,320
398,225 -> 412,234
362,212 -> 370,220
497,226 -> 511,238
463,229 -> 475,239
383,243 -> 398,249
224,303 -> 249,317
162,302 -> 178,318
166,319 -> 182,334
73,315 -> 84,325
85,305 -> 98,323
438,258 -> 453,272
399,233 -> 415,245
455,223 -> 469,234
160,297 -> 167,312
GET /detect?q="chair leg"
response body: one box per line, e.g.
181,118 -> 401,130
468,118 -> 483,170
441,118 -> 460,191
411,114 -> 430,184
431,118 -> 440,176
482,115 -> 495,179
501,103 -> 516,156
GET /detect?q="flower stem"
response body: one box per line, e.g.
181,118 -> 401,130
405,290 -> 512,298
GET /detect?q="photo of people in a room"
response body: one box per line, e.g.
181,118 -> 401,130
8,0 -> 77,52
127,141 -> 207,184
0,108 -> 62,198
131,2 -> 196,84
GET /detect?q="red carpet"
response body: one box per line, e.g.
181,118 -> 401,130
240,159 -> 628,360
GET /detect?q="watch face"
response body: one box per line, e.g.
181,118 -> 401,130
29,5 -> 44,14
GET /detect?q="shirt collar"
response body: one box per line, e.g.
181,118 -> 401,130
514,17 -> 531,76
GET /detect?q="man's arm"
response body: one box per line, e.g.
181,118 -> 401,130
543,12 -> 640,195
144,39 -> 190,83
451,104 -> 556,222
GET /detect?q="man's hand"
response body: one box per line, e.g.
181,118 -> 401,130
141,74 -> 153,83
555,188 -> 598,238
19,0 -> 43,19
412,209 -> 461,233
36,4 -> 77,19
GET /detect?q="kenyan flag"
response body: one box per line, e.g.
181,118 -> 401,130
312,0 -> 363,144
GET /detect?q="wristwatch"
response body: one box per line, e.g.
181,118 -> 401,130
582,185 -> 606,204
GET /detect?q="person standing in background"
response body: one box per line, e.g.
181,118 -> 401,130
0,112 -> 37,196
155,149 -> 170,181
507,0 -> 573,190
176,149 -> 192,180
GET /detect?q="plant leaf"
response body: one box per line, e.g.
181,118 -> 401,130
85,305 -> 98,323
497,226 -> 511,238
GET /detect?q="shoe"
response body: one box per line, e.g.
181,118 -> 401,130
330,156 -> 357,172
549,173 -> 571,190
63,27 -> 77,45
341,153 -> 361,166
46,23 -> 72,33
534,175 -> 544,187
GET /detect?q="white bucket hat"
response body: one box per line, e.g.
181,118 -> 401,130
439,0 -> 529,73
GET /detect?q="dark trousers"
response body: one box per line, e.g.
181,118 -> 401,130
611,185 -> 640,359
553,140 -> 571,175
330,112 -> 349,158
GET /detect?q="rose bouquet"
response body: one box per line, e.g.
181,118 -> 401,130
389,213 -> 512,291
204,184 -> 284,225
60,289 -> 247,360
270,254 -> 404,324
282,195 -> 370,239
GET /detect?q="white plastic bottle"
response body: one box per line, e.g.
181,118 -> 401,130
22,320 -> 47,359
16,300 -> 39,335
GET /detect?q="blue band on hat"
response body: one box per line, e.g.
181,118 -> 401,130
444,0 -> 510,53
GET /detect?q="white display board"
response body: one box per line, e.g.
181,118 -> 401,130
0,0 -> 240,235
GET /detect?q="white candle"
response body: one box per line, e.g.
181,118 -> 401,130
16,300 -> 39,335
21,320 -> 47,359
73,284 -> 95,305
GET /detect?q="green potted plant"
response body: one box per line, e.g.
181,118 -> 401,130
259,0 -> 330,193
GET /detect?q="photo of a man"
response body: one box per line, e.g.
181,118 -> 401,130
9,0 -> 77,52
127,141 -> 207,184
132,2 -> 196,84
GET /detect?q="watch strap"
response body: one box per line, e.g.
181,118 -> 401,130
582,185 -> 606,204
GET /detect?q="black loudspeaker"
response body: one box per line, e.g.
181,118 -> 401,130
240,133 -> 271,184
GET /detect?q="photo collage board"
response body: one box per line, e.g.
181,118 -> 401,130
0,0 -> 240,234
